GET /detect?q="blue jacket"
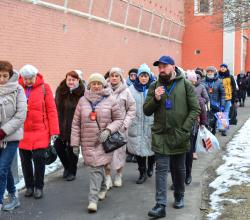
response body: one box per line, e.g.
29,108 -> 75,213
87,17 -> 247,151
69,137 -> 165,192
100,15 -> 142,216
204,74 -> 225,111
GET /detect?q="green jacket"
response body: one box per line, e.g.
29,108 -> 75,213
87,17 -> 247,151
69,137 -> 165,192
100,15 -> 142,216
143,69 -> 200,155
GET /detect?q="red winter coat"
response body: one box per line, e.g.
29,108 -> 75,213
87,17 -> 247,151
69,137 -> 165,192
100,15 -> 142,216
18,74 -> 59,150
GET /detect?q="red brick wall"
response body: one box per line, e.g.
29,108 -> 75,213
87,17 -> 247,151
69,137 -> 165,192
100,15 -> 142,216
182,1 -> 223,70
0,0 -> 184,91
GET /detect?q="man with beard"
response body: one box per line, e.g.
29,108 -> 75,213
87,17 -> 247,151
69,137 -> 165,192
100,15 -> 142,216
143,56 -> 200,218
218,64 -> 237,136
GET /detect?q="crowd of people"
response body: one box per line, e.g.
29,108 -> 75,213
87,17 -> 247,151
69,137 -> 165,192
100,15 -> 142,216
0,57 -> 249,218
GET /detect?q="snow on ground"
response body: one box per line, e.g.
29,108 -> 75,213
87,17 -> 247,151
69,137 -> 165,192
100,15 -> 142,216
207,118 -> 250,220
16,155 -> 62,190
15,150 -> 83,191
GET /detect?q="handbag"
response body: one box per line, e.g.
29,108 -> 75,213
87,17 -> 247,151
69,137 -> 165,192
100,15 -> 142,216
87,98 -> 127,153
195,126 -> 220,153
45,139 -> 58,165
95,117 -> 127,153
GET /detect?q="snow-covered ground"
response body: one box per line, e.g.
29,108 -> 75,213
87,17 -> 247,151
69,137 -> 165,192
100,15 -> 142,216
16,155 -> 63,190
15,150 -> 83,191
208,118 -> 250,220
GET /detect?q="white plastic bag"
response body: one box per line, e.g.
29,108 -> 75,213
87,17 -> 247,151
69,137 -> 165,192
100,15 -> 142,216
195,126 -> 220,153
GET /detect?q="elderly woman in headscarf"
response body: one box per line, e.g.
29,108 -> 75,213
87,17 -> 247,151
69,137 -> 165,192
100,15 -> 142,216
104,67 -> 136,189
71,73 -> 123,213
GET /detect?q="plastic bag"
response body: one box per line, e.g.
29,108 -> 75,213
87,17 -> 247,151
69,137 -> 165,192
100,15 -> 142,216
215,112 -> 229,131
195,126 -> 220,153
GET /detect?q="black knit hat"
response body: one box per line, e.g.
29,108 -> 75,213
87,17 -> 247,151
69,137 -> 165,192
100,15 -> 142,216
128,68 -> 138,76
195,68 -> 203,77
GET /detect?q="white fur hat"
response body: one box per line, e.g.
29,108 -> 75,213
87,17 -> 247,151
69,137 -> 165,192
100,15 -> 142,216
19,64 -> 38,78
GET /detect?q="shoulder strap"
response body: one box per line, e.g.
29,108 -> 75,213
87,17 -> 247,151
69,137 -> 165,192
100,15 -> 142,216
86,98 -> 103,131
42,84 -> 46,97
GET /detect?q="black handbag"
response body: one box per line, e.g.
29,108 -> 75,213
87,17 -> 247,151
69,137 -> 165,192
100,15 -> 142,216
45,141 -> 57,165
87,98 -> 127,153
95,118 -> 127,153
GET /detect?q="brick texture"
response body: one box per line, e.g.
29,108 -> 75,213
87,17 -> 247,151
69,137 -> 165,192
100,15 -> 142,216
0,0 -> 184,91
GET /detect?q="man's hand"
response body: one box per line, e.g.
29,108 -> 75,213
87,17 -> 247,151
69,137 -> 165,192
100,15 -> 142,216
155,86 -> 165,101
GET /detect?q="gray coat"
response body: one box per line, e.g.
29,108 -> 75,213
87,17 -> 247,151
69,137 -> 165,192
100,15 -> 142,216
127,85 -> 154,157
0,72 -> 27,145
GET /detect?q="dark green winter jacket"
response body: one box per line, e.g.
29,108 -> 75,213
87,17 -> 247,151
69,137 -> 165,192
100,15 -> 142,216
143,69 -> 201,155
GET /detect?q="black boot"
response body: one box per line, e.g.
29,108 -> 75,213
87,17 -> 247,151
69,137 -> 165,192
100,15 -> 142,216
126,154 -> 133,163
34,188 -> 43,199
66,174 -> 76,181
148,204 -> 166,218
24,188 -> 34,197
173,196 -> 184,209
63,169 -> 69,179
131,155 -> 137,163
136,170 -> 147,184
147,165 -> 153,177
147,156 -> 155,177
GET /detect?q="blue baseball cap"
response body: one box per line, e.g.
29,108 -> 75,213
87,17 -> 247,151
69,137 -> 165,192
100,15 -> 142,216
220,63 -> 228,69
153,56 -> 175,66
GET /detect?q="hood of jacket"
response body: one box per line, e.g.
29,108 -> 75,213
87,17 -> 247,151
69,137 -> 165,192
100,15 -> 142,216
0,71 -> 19,96
84,87 -> 112,104
218,70 -> 230,78
19,73 -> 45,89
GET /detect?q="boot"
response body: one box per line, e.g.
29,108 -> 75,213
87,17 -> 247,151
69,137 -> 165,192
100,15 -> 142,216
136,170 -> 147,184
87,202 -> 97,213
114,173 -> 122,187
221,130 -> 227,136
148,203 -> 166,218
62,169 -> 69,179
126,154 -> 133,163
66,174 -> 76,181
24,188 -> 34,197
34,188 -> 43,199
3,193 -> 20,211
98,190 -> 107,201
105,175 -> 113,190
147,164 -> 154,177
173,196 -> 184,209
131,155 -> 137,163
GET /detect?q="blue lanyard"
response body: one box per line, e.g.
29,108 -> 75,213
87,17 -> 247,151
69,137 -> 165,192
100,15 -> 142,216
164,81 -> 176,97
89,97 -> 105,112
208,81 -> 214,88
143,86 -> 148,99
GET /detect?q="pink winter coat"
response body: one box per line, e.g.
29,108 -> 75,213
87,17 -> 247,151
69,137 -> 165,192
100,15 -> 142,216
71,87 -> 123,167
108,81 -> 136,170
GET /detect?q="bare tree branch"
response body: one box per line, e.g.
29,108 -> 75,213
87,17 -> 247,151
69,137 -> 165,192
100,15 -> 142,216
186,0 -> 250,32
